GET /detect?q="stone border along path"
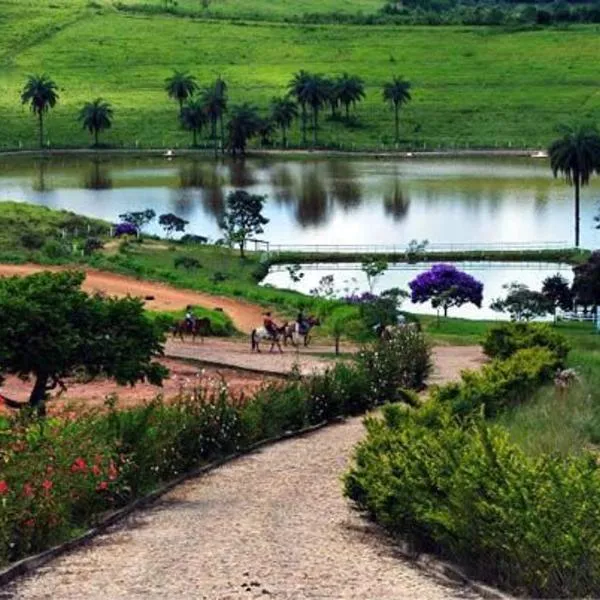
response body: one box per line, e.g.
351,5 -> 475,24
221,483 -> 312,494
5,348 -> 488,600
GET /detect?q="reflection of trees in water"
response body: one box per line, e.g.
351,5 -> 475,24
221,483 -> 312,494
294,167 -> 329,227
383,179 -> 410,221
32,160 -> 52,193
328,160 -> 362,211
83,160 -> 112,190
270,164 -> 295,204
179,160 -> 205,189
202,167 -> 226,222
228,159 -> 256,188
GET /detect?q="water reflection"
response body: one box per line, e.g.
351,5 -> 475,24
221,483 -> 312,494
328,160 -> 362,211
83,160 -> 112,190
33,160 -> 51,193
383,179 -> 410,222
295,166 -> 329,227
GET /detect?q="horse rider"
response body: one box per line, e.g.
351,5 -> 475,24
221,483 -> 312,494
297,309 -> 308,335
263,311 -> 278,338
185,305 -> 196,329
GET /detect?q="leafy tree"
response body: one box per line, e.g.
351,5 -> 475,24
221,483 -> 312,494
310,274 -> 336,299
180,98 -> 208,147
382,76 -> 412,144
350,288 -> 409,330
20,74 -> 59,148
409,263 -> 483,318
257,117 -> 276,147
227,103 -> 261,156
337,73 -> 366,120
118,209 -> 156,233
303,74 -> 330,147
270,96 -> 298,148
83,237 -> 104,256
549,124 -> 600,247
324,305 -> 365,355
158,213 -> 189,237
164,70 -> 198,116
361,258 -> 388,293
286,263 -> 304,283
78,98 -> 113,146
0,271 -> 166,414
572,251 -> 600,310
288,70 -> 311,145
220,190 -> 269,257
541,274 -> 573,321
490,282 -> 552,321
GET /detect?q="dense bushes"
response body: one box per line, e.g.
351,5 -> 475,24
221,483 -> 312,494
345,402 -> 600,597
483,322 -> 570,363
0,333 -> 429,566
432,347 -> 561,418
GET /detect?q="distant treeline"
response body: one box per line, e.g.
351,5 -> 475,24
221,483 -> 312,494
115,0 -> 600,25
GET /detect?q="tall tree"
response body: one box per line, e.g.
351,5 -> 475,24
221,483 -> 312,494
164,70 -> 198,116
227,103 -> 261,156
303,74 -> 329,147
382,76 -> 412,144
0,271 -> 166,415
220,190 -> 269,258
270,96 -> 298,148
324,77 -> 340,118
180,98 -> 208,147
20,74 -> 59,148
78,98 -> 113,146
549,124 -> 600,247
541,273 -> 573,322
215,76 -> 228,155
201,83 -> 227,156
158,213 -> 189,238
337,73 -> 366,120
288,70 -> 311,146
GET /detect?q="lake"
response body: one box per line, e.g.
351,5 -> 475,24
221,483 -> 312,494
263,262 -> 573,320
0,154 -> 598,248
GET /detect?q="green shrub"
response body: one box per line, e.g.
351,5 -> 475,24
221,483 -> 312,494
173,256 -> 202,271
19,231 -> 45,250
345,402 -> 600,598
41,239 -> 69,259
431,347 -> 560,419
483,322 -> 570,364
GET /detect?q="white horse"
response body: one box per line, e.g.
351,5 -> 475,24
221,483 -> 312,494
283,316 -> 320,347
250,326 -> 284,353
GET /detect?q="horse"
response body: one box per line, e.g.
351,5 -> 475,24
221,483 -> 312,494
172,317 -> 212,343
283,316 -> 320,347
250,325 -> 286,353
375,322 -> 420,341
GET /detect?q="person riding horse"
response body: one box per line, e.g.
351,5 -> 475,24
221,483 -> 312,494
185,305 -> 196,329
263,312 -> 279,339
297,309 -> 309,336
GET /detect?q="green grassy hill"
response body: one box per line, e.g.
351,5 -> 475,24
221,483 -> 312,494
1,0 -> 600,150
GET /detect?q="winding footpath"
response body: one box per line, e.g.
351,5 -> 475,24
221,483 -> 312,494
6,349 -> 486,600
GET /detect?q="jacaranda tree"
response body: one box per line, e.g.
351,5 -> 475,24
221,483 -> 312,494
0,271 -> 166,415
572,251 -> 600,310
20,74 -> 59,148
78,98 -> 113,146
409,263 -> 483,317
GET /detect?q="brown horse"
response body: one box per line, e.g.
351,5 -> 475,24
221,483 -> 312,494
172,317 -> 211,343
283,316 -> 320,347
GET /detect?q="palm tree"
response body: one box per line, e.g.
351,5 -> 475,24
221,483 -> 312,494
180,99 -> 208,147
382,76 -> 412,144
324,77 -> 340,118
227,103 -> 261,156
164,70 -> 198,115
201,84 -> 227,156
20,74 -> 59,148
337,73 -> 365,120
288,70 -> 311,146
303,74 -> 329,147
78,98 -> 113,146
270,96 -> 298,148
215,77 -> 228,155
549,124 -> 600,247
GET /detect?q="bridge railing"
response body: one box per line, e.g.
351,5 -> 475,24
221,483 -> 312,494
265,241 -> 571,255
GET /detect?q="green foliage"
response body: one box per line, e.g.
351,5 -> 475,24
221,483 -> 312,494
173,255 -> 202,271
0,271 -> 166,412
323,305 -> 365,354
361,257 -> 387,293
180,98 -> 208,147
220,190 -> 269,257
41,239 -> 69,259
490,281 -> 552,321
78,98 -> 113,146
431,347 -> 560,418
159,213 -> 189,237
20,73 -> 59,147
148,307 -> 235,336
483,321 -> 570,363
118,209 -> 156,233
345,402 -> 600,597
164,70 -> 198,113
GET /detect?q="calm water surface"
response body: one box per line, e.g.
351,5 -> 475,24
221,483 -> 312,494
1,155 -> 599,247
263,262 -> 574,320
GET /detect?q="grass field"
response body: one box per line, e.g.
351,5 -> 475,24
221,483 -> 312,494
1,0 -> 599,150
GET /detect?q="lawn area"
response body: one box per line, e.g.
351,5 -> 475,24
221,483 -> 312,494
0,0 -> 599,150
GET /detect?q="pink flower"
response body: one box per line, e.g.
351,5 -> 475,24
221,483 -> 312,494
0,480 -> 8,496
96,481 -> 109,491
42,479 -> 53,493
70,457 -> 87,473
24,519 -> 35,528
107,461 -> 118,481
92,464 -> 102,477
23,483 -> 34,498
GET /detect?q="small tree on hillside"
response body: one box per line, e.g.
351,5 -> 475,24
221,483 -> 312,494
361,258 -> 388,293
542,274 -> 573,322
220,190 -> 269,258
159,213 -> 189,238
78,98 -> 113,147
409,263 -> 483,318
0,271 -> 166,415
490,282 -> 552,322
118,209 -> 156,234
325,305 -> 365,355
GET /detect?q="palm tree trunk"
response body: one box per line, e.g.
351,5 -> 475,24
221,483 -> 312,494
213,118 -> 218,157
219,113 -> 225,155
313,107 -> 318,147
282,125 -> 287,148
394,103 -> 399,144
575,175 -> 581,248
38,112 -> 44,148
193,129 -> 197,147
301,105 -> 307,145
94,128 -> 99,147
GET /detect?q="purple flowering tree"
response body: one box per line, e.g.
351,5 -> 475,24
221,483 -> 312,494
114,222 -> 138,237
409,264 -> 483,318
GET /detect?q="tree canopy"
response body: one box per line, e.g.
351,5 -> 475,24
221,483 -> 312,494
180,98 -> 208,147
409,263 -> 483,317
270,96 -> 298,148
78,98 -> 113,146
0,271 -> 166,414
164,70 -> 198,114
227,104 -> 261,156
20,74 -> 59,147
118,209 -> 156,233
572,251 -> 600,309
382,76 -> 412,143
220,190 -> 269,257
541,274 -> 573,320
158,212 -> 189,237
490,282 -> 552,321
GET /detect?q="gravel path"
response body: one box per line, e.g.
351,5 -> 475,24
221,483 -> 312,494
6,347 -> 486,600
